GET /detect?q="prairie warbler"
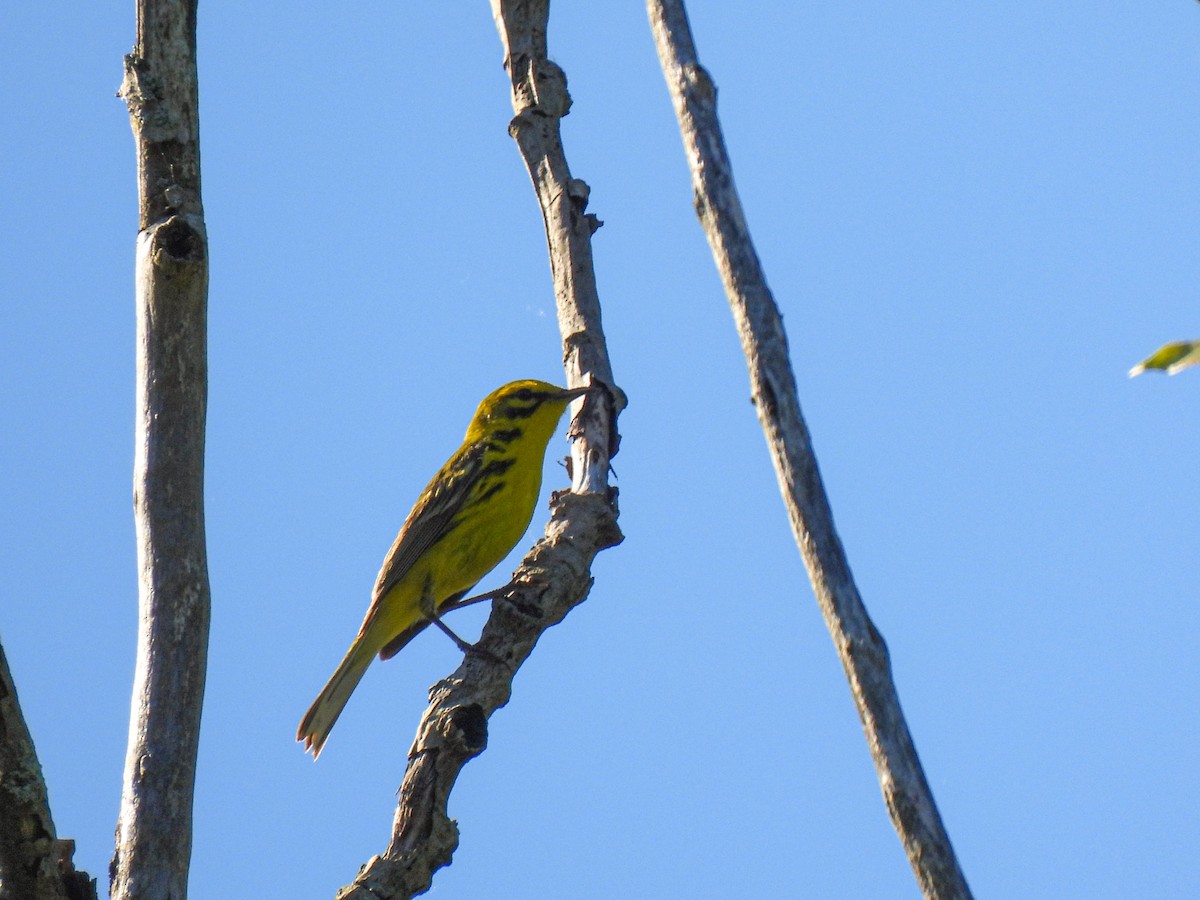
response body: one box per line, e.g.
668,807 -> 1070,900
297,379 -> 589,758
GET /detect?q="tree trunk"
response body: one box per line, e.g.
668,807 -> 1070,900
111,1 -> 210,898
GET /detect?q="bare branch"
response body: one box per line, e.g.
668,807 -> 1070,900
646,2 -> 973,898
0,642 -> 97,900
336,2 -> 623,896
337,493 -> 620,899
111,1 -> 210,898
490,0 -> 622,492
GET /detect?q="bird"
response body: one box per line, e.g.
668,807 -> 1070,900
297,378 -> 590,758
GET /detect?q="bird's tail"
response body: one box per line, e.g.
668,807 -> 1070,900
297,638 -> 374,759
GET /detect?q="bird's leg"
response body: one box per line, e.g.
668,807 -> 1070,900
428,615 -> 511,667
422,583 -> 509,666
428,615 -> 477,654
440,584 -> 509,612
421,583 -> 473,652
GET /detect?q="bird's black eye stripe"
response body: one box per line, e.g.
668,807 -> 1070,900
501,402 -> 541,420
499,388 -> 560,420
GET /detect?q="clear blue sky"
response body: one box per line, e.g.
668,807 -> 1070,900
2,2 -> 1198,897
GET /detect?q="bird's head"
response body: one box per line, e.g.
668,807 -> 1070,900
466,379 -> 591,444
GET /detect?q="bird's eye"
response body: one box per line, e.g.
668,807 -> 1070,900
516,388 -> 534,401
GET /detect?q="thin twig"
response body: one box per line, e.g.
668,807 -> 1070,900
646,2 -> 973,898
335,2 -> 623,897
111,2 -> 211,898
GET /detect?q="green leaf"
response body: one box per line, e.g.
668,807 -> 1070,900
1129,340 -> 1200,377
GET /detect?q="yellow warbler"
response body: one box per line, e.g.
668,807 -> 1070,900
297,379 -> 588,758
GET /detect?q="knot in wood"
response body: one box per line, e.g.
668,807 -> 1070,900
566,178 -> 590,209
152,215 -> 205,263
528,57 -> 571,118
681,62 -> 717,107
443,703 -> 488,756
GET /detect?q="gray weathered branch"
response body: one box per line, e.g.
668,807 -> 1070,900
0,642 -> 97,900
335,2 -> 623,897
336,493 -> 620,900
646,2 -> 973,898
490,0 -> 621,493
111,1 -> 210,898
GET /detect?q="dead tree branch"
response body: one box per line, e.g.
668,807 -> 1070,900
646,2 -> 973,897
0,643 -> 97,900
111,1 -> 210,898
335,2 -> 622,897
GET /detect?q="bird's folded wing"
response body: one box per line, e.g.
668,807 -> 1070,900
370,440 -> 487,602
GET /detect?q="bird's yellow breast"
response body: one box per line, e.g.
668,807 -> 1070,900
438,446 -> 544,592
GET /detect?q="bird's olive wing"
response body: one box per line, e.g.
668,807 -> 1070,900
370,440 -> 488,604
